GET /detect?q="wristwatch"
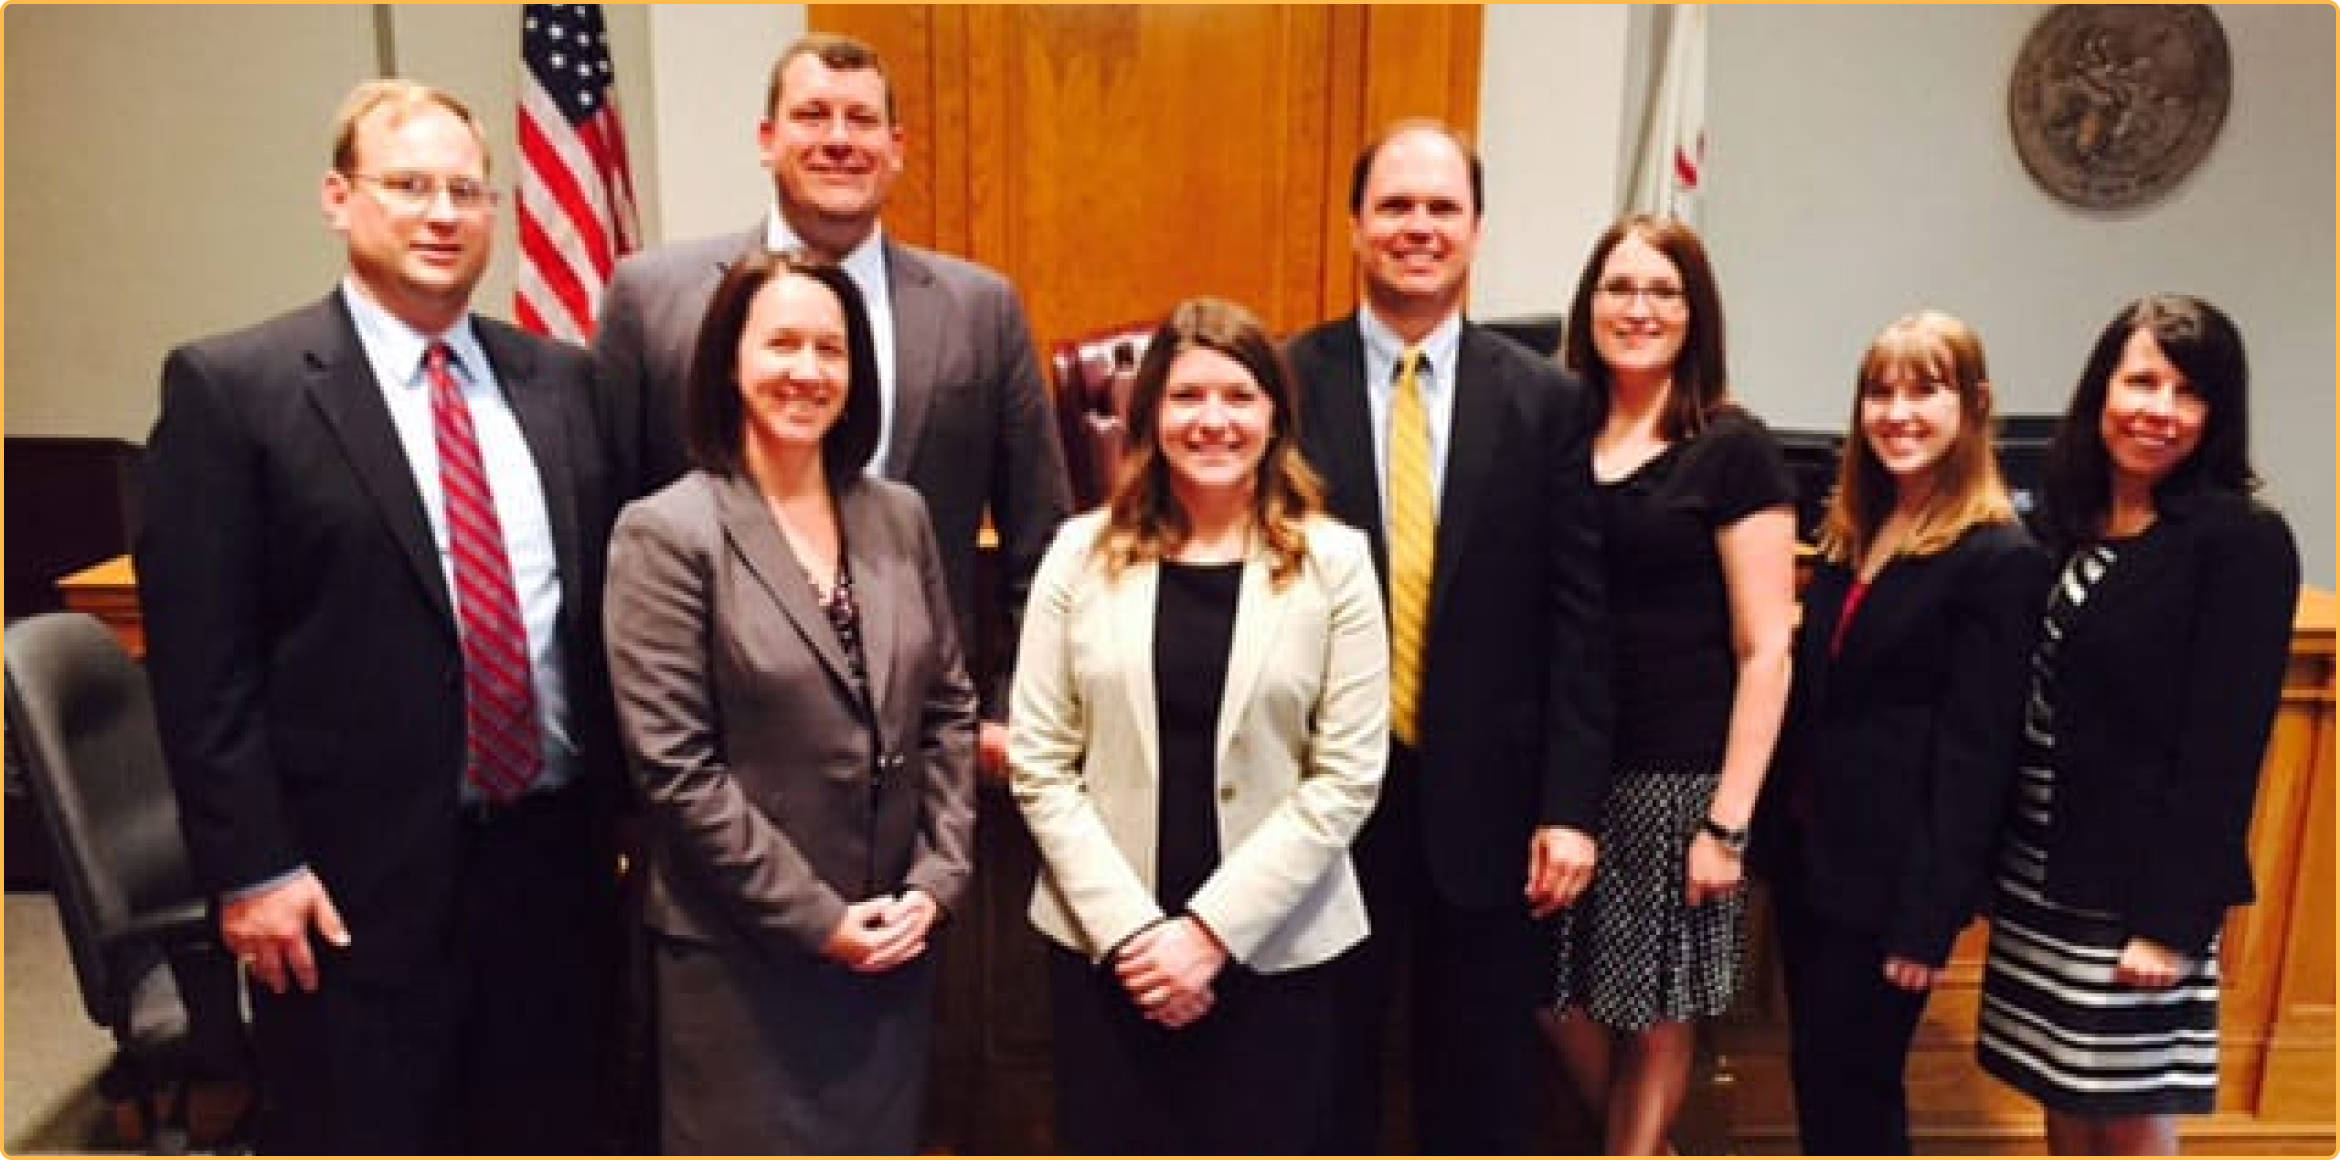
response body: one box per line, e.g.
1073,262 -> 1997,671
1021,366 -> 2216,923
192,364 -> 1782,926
1700,817 -> 1750,855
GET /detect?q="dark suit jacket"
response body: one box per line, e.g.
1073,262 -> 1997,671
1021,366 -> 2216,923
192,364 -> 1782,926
1758,521 -> 2048,965
601,471 -> 977,960
1287,317 -> 1608,908
136,292 -> 622,982
595,230 -> 1071,713
2029,490 -> 2299,953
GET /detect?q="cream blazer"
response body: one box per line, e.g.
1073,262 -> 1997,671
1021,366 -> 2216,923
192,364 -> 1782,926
1010,510 -> 1388,973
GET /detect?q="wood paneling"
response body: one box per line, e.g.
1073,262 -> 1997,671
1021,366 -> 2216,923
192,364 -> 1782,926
814,4 -> 1480,350
1721,591 -> 2338,1155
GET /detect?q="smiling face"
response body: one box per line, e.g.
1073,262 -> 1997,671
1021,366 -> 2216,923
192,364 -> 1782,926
1351,127 -> 1482,333
2099,325 -> 2208,496
760,53 -> 903,247
323,100 -> 492,334
1859,355 -> 1964,499
1587,233 -> 1689,386
1156,345 -> 1274,503
736,271 -> 851,456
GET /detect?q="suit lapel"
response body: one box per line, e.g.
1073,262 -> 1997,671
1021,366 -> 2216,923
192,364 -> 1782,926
839,483 -> 894,717
1432,326 -> 1506,620
1108,557 -> 1163,787
711,472 -> 858,695
1303,322 -> 1387,578
299,295 -> 456,631
881,240 -> 941,478
1214,549 -> 1289,768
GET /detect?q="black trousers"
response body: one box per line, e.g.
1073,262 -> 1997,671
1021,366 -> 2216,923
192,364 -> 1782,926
248,787 -> 617,1154
1048,943 -> 1335,1154
1326,749 -> 1544,1154
1772,867 -> 1933,1155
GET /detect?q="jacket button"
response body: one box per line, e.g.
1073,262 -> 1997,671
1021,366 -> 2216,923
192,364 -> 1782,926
1218,785 -> 1237,803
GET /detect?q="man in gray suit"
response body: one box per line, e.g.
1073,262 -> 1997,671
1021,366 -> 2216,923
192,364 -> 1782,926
597,32 -> 1071,771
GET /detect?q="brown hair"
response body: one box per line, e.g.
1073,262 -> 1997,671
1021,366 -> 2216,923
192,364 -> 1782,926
1561,213 -> 1729,439
330,79 -> 487,176
682,250 -> 882,485
765,32 -> 895,123
1818,310 -> 2016,566
1101,297 -> 1324,588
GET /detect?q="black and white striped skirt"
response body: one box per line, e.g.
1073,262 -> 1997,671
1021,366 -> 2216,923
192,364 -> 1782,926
1977,763 -> 2222,1116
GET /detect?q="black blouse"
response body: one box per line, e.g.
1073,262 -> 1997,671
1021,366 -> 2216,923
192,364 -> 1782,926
1152,560 -> 1241,911
1598,406 -> 1793,767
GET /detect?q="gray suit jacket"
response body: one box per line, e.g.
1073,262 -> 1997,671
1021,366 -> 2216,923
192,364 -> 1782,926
596,229 -> 1072,713
602,470 -> 977,961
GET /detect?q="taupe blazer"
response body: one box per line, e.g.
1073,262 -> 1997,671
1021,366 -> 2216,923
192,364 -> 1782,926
603,470 -> 977,962
1010,511 -> 1389,973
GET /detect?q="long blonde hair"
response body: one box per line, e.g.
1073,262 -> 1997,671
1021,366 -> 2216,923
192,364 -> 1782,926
1818,310 -> 2015,566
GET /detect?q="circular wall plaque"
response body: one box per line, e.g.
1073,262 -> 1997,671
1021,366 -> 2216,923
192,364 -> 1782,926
2009,5 -> 2230,211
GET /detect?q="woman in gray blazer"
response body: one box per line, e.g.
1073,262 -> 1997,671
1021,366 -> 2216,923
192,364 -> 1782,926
1010,297 -> 1387,1153
604,252 -> 976,1153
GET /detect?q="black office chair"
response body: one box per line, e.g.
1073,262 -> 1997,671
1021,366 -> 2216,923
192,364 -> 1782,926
4,612 -> 252,1151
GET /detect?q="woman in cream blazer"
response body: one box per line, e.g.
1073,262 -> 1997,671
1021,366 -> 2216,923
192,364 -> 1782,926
1010,297 -> 1387,1154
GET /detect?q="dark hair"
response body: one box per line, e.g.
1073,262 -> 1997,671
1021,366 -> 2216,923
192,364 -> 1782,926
2039,293 -> 2258,552
1347,118 -> 1485,217
1561,213 -> 1730,440
765,32 -> 895,124
682,249 -> 882,485
1102,297 -> 1325,588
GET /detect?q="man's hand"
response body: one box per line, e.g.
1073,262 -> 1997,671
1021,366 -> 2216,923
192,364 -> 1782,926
977,721 -> 1011,785
1526,825 -> 1597,917
1113,916 -> 1228,1029
823,891 -> 936,973
220,870 -> 349,995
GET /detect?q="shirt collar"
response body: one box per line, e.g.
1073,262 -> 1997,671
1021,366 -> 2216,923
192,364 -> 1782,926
339,277 -> 486,387
764,207 -> 888,290
1358,307 -> 1462,383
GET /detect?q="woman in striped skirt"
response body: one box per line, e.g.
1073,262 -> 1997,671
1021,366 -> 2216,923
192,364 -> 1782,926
1977,295 -> 2299,1154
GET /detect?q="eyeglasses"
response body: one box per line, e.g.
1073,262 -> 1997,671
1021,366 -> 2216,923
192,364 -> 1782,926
1594,280 -> 1689,318
345,171 -> 500,214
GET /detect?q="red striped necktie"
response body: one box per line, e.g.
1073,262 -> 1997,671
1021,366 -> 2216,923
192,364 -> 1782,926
425,342 -> 541,802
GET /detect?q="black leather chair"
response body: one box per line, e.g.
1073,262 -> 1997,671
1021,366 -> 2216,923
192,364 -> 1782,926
4,612 -> 252,1151
1047,323 -> 1157,510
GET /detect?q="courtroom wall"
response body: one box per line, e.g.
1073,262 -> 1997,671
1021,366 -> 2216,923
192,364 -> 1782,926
4,4 -> 2330,583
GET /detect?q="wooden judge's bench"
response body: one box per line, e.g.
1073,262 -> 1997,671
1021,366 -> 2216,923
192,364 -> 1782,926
60,558 -> 2336,1154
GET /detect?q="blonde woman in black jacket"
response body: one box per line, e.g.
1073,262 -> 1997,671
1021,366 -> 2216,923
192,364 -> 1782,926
1757,311 -> 2048,1153
1976,295 -> 2299,1155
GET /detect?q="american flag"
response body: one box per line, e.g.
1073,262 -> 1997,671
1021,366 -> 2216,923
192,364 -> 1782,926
516,3 -> 640,342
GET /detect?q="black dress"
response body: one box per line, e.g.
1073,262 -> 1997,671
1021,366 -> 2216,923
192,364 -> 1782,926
1552,406 -> 1793,1029
1048,560 -> 1336,1154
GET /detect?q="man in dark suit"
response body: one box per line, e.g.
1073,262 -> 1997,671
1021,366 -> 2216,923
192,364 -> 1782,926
596,32 -> 1070,766
1288,119 -> 1609,1154
136,80 -> 622,1153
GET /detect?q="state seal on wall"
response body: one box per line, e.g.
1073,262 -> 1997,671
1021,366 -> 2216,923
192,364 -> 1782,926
2009,5 -> 2230,211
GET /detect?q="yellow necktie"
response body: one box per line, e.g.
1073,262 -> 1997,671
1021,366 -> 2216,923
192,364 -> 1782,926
1387,348 -> 1434,748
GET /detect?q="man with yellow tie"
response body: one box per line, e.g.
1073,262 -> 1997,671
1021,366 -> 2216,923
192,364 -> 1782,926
1288,119 -> 1608,1154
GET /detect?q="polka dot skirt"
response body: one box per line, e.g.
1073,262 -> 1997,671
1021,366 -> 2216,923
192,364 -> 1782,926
1550,764 -> 1746,1030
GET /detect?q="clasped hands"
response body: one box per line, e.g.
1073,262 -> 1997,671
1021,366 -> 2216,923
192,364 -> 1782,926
1113,915 -> 1228,1030
824,889 -> 940,973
